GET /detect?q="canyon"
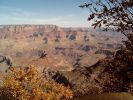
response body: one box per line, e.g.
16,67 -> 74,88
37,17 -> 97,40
0,25 -> 123,72
1,25 -> 131,96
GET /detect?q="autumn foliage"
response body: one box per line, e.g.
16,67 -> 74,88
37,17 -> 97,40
0,66 -> 73,100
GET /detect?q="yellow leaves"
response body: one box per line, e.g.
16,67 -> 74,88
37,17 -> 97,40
0,65 -> 73,100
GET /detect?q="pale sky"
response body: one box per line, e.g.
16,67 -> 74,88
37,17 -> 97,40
0,0 -> 93,27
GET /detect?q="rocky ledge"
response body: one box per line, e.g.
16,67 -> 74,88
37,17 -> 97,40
43,48 -> 133,96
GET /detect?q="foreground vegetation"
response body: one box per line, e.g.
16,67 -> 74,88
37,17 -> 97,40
0,66 -> 73,100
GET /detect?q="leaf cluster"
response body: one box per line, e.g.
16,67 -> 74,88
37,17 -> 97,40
0,66 -> 73,100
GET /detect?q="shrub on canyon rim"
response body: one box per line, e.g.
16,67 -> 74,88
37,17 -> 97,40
0,66 -> 73,100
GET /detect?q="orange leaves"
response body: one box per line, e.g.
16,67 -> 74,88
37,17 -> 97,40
0,65 -> 73,100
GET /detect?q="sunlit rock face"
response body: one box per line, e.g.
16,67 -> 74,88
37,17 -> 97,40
0,25 -> 124,72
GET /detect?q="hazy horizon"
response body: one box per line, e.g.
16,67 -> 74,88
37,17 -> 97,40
0,24 -> 90,28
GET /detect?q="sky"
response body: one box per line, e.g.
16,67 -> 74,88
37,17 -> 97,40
0,0 -> 92,27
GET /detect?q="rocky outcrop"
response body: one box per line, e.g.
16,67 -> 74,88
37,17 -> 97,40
42,60 -> 106,96
42,47 -> 133,96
